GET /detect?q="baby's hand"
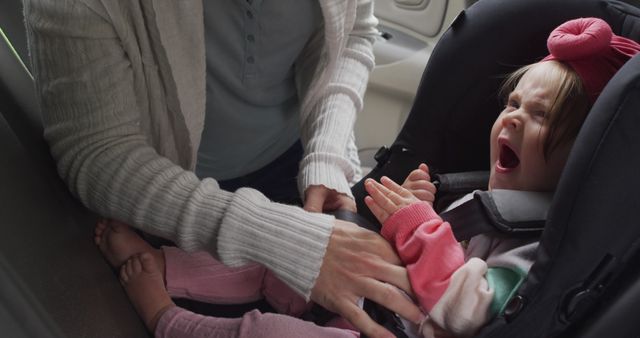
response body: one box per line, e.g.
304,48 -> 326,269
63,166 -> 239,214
402,163 -> 437,205
364,176 -> 420,224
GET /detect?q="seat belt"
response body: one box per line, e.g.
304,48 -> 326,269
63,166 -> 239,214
441,189 -> 549,241
433,171 -> 490,194
335,187 -> 550,241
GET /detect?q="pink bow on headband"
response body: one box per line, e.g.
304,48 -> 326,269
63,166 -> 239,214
543,17 -> 640,103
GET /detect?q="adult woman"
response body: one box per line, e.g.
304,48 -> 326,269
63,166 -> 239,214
24,0 -> 421,337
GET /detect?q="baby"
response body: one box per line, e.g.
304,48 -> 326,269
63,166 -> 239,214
364,17 -> 640,337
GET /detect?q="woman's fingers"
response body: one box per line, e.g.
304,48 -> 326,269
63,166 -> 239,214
367,257 -> 414,297
304,185 -> 357,213
336,299 -> 397,338
361,277 -> 422,325
311,221 -> 423,338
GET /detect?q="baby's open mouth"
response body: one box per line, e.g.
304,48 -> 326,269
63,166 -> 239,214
499,144 -> 520,169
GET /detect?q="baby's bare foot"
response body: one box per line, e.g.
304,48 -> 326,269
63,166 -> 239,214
121,253 -> 175,332
94,219 -> 157,268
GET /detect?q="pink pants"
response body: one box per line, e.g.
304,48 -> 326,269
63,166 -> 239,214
156,246 -> 358,338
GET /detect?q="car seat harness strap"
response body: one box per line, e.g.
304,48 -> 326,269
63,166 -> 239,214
442,189 -> 551,241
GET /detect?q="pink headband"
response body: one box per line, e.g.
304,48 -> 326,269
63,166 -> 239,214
542,17 -> 640,103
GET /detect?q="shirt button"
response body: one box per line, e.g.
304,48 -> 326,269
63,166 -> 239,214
246,10 -> 253,19
247,34 -> 255,42
247,56 -> 255,64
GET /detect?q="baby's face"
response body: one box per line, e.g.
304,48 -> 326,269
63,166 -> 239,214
489,62 -> 572,192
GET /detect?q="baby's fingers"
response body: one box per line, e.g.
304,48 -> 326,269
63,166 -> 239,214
405,179 -> 436,194
411,189 -> 436,204
364,196 -> 390,224
365,179 -> 403,214
380,176 -> 413,199
418,163 -> 430,174
407,166 -> 430,182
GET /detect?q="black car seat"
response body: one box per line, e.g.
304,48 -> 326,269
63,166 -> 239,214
352,0 -> 640,337
0,0 -> 29,71
0,1 -> 148,337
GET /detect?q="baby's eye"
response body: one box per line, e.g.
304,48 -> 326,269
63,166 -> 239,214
505,99 -> 519,110
532,110 -> 546,120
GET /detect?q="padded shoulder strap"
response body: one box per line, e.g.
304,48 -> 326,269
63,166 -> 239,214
441,190 -> 551,241
433,171 -> 490,194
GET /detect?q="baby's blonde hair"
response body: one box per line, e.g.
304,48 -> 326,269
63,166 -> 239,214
499,61 -> 590,160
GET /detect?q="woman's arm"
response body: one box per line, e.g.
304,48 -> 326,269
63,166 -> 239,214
296,0 -> 378,201
24,0 -> 334,298
25,3 -> 423,336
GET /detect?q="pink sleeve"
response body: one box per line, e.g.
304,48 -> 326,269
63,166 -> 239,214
381,201 -> 465,311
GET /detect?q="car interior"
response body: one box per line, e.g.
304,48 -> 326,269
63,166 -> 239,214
357,0 -> 475,171
1,0 -> 640,337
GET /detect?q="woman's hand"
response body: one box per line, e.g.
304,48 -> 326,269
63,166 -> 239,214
304,185 -> 356,213
311,219 -> 422,338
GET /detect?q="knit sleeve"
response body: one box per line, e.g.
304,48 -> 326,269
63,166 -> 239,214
381,202 -> 465,311
25,0 -> 332,299
296,0 -> 378,198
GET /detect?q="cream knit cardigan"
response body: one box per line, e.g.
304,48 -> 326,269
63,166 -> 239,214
24,0 -> 377,298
